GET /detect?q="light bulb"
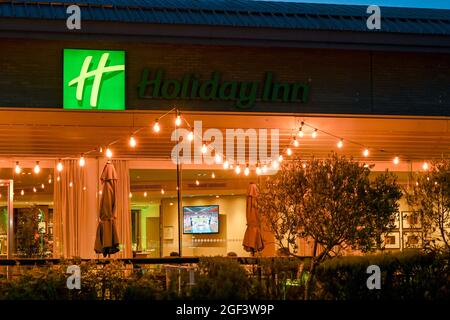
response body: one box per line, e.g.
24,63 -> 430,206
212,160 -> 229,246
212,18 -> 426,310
144,191 -> 147,197
79,155 -> 85,167
278,155 -> 283,162
262,164 -> 268,173
129,135 -> 137,148
312,129 -> 318,139
196,180 -> 200,186
15,162 -> 21,174
21,190 -> 24,196
337,139 -> 343,149
57,159 -> 63,172
34,161 -> 40,174
188,130 -> 194,141
286,148 -> 292,156
363,149 -> 369,157
153,120 -> 160,133
223,161 -> 229,170
256,166 -> 262,175
161,189 -> 165,195
201,144 -> 207,154
272,160 -> 279,169
235,165 -> 241,174
129,192 -> 132,198
293,138 -> 299,147
244,166 -> 250,176
175,115 -> 182,126
422,162 -> 429,170
215,154 -> 222,164
298,129 -> 304,138
41,184 -> 45,189
393,156 -> 400,165
57,176 -> 60,182
69,182 -> 73,188
106,148 -> 112,158
211,172 -> 216,179
33,187 -> 37,193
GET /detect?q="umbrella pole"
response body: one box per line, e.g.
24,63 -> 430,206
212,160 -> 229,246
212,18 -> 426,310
176,157 -> 183,257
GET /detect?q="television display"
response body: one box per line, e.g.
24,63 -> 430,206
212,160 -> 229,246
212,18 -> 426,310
183,205 -> 219,234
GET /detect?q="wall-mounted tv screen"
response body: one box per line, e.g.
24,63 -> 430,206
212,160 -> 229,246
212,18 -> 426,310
183,205 -> 219,234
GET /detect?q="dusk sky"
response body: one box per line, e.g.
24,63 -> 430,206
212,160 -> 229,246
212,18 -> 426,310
260,0 -> 450,9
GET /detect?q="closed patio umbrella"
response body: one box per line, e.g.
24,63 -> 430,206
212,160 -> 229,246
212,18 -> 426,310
242,182 -> 264,255
94,161 -> 120,257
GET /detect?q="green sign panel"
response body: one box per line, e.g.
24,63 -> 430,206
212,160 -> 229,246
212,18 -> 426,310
63,49 -> 125,110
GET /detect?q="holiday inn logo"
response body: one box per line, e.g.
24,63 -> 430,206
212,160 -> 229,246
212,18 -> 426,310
63,49 -> 125,110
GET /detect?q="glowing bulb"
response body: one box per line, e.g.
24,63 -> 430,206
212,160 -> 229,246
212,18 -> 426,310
363,149 -> 369,157
33,187 -> 37,193
188,130 -> 194,141
34,161 -> 40,174
41,184 -> 45,189
262,164 -> 268,173
57,176 -> 60,182
312,129 -> 318,139
196,180 -> 200,186
293,138 -> 299,147
15,162 -> 21,174
153,120 -> 160,133
298,129 -> 304,138
278,155 -> 283,163
272,160 -> 279,169
201,144 -> 207,154
106,148 -> 112,158
69,182 -> 73,188
57,159 -> 63,172
244,166 -> 250,176
286,148 -> 292,156
129,192 -> 132,198
48,177 -> 52,184
337,139 -> 343,149
235,165 -> 241,174
144,192 -> 148,197
161,189 -> 165,195
422,162 -> 429,171
256,166 -> 262,175
129,135 -> 137,148
215,154 -> 222,164
21,190 -> 24,196
79,155 -> 85,167
175,115 -> 182,126
393,156 -> 400,165
223,161 -> 229,170
211,172 -> 216,179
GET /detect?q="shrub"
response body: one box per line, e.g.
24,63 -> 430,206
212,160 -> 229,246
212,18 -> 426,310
190,257 -> 256,300
314,251 -> 450,300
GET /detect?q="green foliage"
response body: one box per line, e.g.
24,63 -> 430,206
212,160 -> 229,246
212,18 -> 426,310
406,159 -> 450,252
259,154 -> 402,256
15,206 -> 52,258
315,251 -> 450,300
190,257 -> 256,300
123,268 -> 166,300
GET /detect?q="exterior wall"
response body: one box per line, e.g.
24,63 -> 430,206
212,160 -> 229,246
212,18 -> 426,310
0,38 -> 448,116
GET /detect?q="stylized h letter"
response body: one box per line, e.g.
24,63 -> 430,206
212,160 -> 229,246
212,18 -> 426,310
68,53 -> 124,107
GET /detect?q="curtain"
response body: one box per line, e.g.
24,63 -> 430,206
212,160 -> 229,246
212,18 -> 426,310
112,160 -> 132,259
53,159 -> 87,258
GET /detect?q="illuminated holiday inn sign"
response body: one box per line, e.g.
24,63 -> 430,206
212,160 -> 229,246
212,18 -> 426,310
63,49 -> 310,110
138,69 -> 310,109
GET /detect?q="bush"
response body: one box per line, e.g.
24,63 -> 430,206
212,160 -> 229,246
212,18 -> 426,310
314,251 -> 450,300
123,269 -> 166,300
190,257 -> 256,300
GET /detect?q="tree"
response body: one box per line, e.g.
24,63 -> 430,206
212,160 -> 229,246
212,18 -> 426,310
259,153 -> 402,299
406,159 -> 450,252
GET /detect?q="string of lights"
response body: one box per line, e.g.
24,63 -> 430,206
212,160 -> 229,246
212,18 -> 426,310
7,109 -> 435,199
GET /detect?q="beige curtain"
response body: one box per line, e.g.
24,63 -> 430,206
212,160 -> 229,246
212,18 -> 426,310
112,160 -> 132,259
53,159 -> 87,258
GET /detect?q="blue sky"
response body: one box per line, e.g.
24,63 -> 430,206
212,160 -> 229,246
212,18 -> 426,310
261,0 -> 450,9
